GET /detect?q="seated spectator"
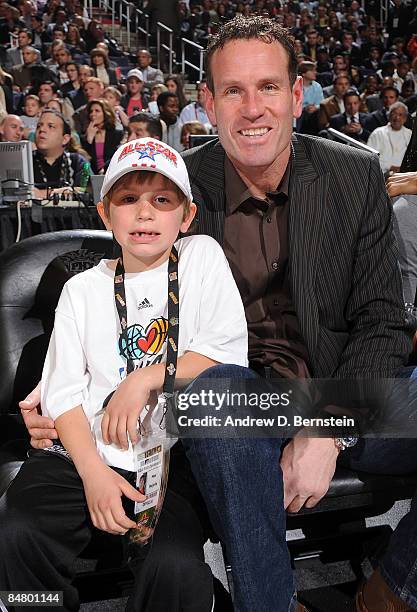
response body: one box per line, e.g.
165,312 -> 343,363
103,86 -> 129,130
0,114 -> 24,142
43,96 -> 76,131
329,90 -> 371,143
318,73 -> 351,130
181,120 -> 207,149
165,74 -> 188,110
120,69 -> 148,117
150,83 -> 168,102
37,80 -> 59,107
362,46 -> 381,72
90,48 -> 118,87
95,42 -> 118,69
21,93 -> 40,136
11,45 -> 40,92
367,102 -> 411,176
157,91 -> 183,152
44,39 -> 66,70
365,85 -> 400,133
298,60 -> 323,134
401,79 -> 415,101
126,112 -> 162,141
33,109 -> 90,197
61,61 -> 80,96
135,48 -> 163,90
81,99 -> 123,174
5,28 -> 33,70
68,64 -> 92,110
66,23 -> 86,56
0,66 -> 13,118
31,13 -> 49,50
179,80 -> 211,130
53,46 -> 73,85
360,74 -> 379,112
73,76 -> 105,137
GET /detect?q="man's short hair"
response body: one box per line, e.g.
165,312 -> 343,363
39,80 -> 58,93
298,61 -> 316,75
38,108 -> 71,136
205,16 -> 298,93
129,112 -> 162,139
333,72 -> 351,84
157,91 -> 177,110
381,85 -> 399,98
343,89 -> 360,103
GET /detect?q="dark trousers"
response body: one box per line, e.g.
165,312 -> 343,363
0,443 -> 216,612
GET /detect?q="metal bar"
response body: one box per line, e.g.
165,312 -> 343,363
169,31 -> 173,74
127,2 -> 131,49
145,14 -> 149,48
157,25 -> 161,70
181,38 -> 185,75
199,48 -> 204,81
111,0 -> 115,38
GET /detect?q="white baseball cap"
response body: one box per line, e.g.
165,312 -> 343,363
100,137 -> 193,202
127,68 -> 143,81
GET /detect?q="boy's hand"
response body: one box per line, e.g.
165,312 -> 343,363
19,382 -> 58,449
82,462 -> 145,535
101,370 -> 151,450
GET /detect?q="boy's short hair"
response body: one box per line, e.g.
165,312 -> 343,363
24,94 -> 40,105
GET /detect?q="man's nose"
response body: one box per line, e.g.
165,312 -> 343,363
240,90 -> 265,121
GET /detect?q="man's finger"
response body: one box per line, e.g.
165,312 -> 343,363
286,495 -> 308,514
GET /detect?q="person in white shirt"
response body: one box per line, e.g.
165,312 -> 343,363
367,101 -> 412,176
179,80 -> 212,132
0,138 -> 248,611
157,91 -> 184,152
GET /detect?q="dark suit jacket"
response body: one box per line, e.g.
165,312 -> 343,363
364,108 -> 389,134
318,96 -> 342,130
81,128 -> 124,174
183,135 -> 412,380
329,112 -> 371,142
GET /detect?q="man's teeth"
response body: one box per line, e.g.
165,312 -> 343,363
240,128 -> 269,137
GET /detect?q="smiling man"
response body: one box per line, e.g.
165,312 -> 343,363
180,16 -> 417,612
19,16 -> 417,612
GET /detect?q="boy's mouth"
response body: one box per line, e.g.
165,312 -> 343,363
130,231 -> 160,237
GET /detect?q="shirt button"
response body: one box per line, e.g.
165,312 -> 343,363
266,216 -> 272,223
272,261 -> 279,271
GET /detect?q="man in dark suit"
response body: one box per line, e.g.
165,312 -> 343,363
329,89 -> 371,142
19,15 -> 417,612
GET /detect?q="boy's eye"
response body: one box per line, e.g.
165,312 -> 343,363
155,196 -> 169,204
120,195 -> 137,204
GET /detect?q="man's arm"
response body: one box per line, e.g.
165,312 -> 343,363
387,171 -> 417,197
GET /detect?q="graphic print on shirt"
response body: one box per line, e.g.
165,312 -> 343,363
118,317 -> 169,371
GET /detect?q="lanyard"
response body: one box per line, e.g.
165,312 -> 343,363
113,247 -> 179,399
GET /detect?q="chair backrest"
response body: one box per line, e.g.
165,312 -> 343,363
0,230 -> 114,417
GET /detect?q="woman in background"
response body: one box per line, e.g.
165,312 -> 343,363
81,98 -> 123,174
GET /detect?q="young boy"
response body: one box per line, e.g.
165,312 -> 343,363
0,138 -> 247,611
21,93 -> 40,137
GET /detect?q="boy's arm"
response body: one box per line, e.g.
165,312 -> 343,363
56,405 -> 144,535
102,351 -> 218,449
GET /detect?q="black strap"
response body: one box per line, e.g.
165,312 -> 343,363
113,246 -> 179,397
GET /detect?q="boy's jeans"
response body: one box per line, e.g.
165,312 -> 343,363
182,364 -> 417,612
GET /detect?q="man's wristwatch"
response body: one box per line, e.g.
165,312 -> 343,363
334,436 -> 358,451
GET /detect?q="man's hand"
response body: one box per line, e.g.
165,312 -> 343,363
280,434 -> 339,513
386,171 -> 417,197
81,461 -> 146,535
344,122 -> 362,135
19,383 -> 58,449
101,370 -> 151,450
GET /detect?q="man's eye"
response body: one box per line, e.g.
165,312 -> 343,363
263,84 -> 277,92
225,87 -> 239,96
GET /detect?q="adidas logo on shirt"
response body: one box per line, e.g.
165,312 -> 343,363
137,298 -> 153,310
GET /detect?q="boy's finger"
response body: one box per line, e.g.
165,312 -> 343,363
101,413 -> 110,444
127,414 -> 139,446
110,505 -> 136,530
107,414 -> 119,446
120,479 -> 146,503
116,416 -> 129,450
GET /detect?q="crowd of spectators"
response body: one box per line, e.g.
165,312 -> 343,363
0,0 -> 415,191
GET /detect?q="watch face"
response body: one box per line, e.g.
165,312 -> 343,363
342,436 -> 358,448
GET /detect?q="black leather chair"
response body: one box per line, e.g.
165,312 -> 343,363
1,230 -> 417,607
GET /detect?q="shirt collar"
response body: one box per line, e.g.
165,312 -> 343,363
224,155 -> 291,215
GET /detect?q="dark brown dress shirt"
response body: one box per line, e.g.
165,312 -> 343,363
223,155 -> 311,379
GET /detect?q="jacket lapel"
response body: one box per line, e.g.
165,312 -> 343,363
289,134 -> 329,364
192,140 -> 226,245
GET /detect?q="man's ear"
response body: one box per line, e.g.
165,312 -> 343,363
204,88 -> 217,127
97,201 -> 112,230
180,201 -> 197,233
62,133 -> 71,147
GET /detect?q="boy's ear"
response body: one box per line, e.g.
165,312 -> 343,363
97,201 -> 112,230
180,202 -> 197,233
